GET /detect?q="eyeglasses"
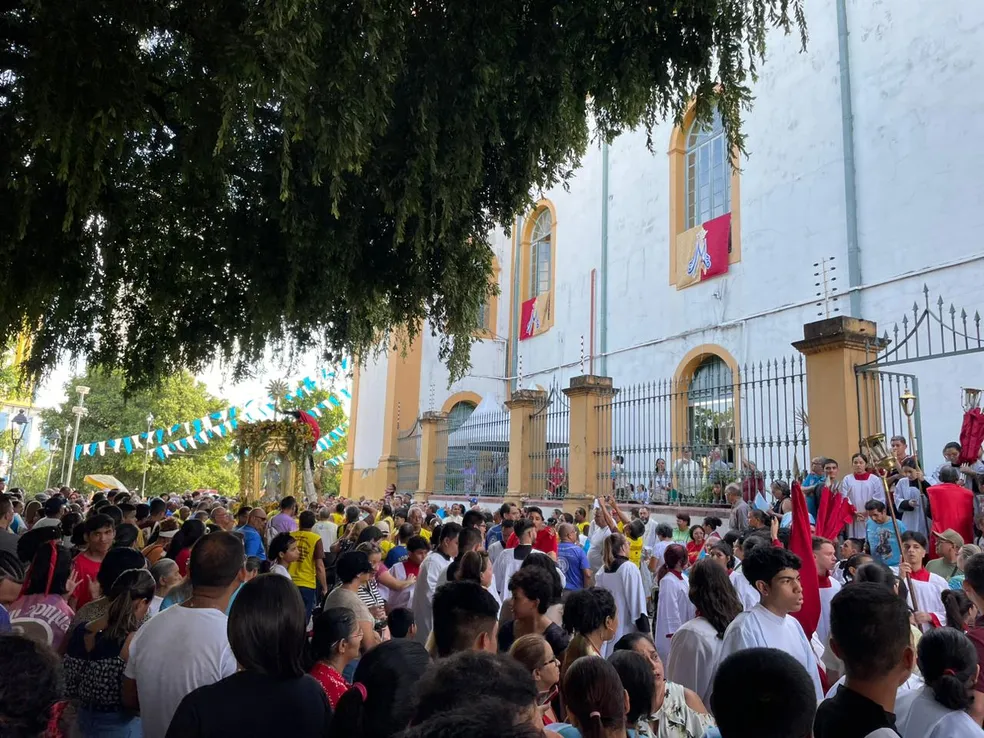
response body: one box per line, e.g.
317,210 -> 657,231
537,657 -> 560,669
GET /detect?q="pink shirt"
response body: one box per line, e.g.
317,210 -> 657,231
8,594 -> 75,650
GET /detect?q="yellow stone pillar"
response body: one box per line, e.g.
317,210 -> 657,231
792,316 -> 886,471
417,411 -> 448,497
505,389 -> 548,501
564,375 -> 615,500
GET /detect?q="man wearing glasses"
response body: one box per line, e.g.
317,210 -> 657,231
238,507 -> 268,560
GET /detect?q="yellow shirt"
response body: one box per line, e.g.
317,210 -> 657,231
380,539 -> 394,556
288,530 -> 322,589
627,535 -> 644,566
331,513 -> 345,526
419,528 -> 432,542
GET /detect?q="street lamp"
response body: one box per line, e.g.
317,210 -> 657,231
45,429 -> 61,489
141,412 -> 154,494
59,424 -> 71,485
7,410 -> 29,487
64,385 -> 91,488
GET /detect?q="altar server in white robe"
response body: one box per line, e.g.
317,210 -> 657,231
894,627 -> 983,738
813,536 -> 842,650
894,462 -> 930,536
731,533 -> 769,611
666,558 -> 743,706
841,453 -> 886,539
720,545 -> 824,702
492,518 -> 535,602
653,543 -> 694,663
895,530 -> 949,630
411,523 -> 460,645
596,532 -> 648,658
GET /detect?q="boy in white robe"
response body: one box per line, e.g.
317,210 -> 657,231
730,532 -> 768,611
492,518 -> 535,602
411,523 -> 460,645
720,545 -> 824,703
895,530 -> 949,630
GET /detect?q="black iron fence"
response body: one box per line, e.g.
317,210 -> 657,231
529,385 -> 571,500
396,421 -> 421,496
595,355 -> 809,506
433,405 -> 510,497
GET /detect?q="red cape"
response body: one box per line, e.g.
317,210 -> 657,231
959,408 -> 984,465
926,482 -> 975,558
816,485 -> 855,540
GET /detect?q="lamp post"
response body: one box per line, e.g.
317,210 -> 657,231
899,387 -> 919,464
45,429 -> 61,489
141,413 -> 154,495
7,410 -> 29,487
64,385 -> 91,488
59,424 -> 71,486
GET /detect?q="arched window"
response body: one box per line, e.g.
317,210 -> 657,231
447,401 -> 476,432
529,209 -> 552,299
685,110 -> 731,230
686,356 -> 735,462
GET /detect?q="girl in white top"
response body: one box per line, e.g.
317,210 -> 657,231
841,453 -> 886,539
267,532 -> 299,578
666,558 -> 743,707
595,533 -> 648,658
894,627 -> 984,738
654,543 -> 695,663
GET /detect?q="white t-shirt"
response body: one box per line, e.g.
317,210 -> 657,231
124,605 -> 237,738
32,517 -> 62,529
587,525 -> 612,573
270,563 -> 292,578
312,520 -> 338,550
666,616 -> 724,707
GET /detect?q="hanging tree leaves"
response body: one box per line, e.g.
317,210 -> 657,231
0,0 -> 806,388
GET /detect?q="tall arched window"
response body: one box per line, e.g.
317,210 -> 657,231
685,110 -> 732,230
447,401 -> 477,432
686,356 -> 735,462
529,209 -> 552,299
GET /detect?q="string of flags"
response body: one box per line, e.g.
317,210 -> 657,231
74,363 -> 351,462
224,426 -> 349,463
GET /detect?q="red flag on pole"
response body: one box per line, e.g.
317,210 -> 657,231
958,408 -> 984,465
816,484 -> 855,541
788,480 -> 820,640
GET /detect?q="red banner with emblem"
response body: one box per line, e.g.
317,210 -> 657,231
675,212 -> 731,289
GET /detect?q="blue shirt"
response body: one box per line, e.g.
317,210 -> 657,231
385,545 -> 408,568
0,604 -> 9,634
802,473 -> 824,517
238,525 -> 267,560
557,542 -> 590,590
866,518 -> 905,566
486,523 -> 504,549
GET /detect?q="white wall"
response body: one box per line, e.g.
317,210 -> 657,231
353,352 -> 389,468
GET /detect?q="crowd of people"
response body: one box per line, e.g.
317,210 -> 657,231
1,456 -> 984,738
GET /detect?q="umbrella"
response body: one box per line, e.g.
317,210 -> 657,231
82,474 -> 129,493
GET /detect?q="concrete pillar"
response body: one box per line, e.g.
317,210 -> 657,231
417,411 -> 448,497
792,316 -> 886,471
563,375 -> 615,500
505,389 -> 548,501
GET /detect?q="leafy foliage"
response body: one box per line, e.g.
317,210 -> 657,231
1,0 -> 805,388
37,368 -> 239,495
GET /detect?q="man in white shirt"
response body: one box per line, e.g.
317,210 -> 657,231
412,522 -> 461,645
312,507 -> 338,551
123,532 -> 245,738
720,544 -> 824,703
492,518 -> 535,601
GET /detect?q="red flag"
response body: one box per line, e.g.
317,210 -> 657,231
788,480 -> 820,639
295,410 -> 322,448
816,485 -> 855,541
958,408 -> 984,465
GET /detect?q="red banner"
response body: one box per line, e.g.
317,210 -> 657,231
520,294 -> 551,340
675,212 -> 731,289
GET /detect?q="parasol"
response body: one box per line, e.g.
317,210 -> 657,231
82,474 -> 129,492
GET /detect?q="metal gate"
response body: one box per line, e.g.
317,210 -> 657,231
529,380 -> 570,500
396,420 -> 421,496
855,284 -> 984,454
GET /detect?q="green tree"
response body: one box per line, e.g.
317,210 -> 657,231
281,382 -> 347,497
38,369 -> 239,496
1,1 -> 805,389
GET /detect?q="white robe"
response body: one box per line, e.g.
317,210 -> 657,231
411,551 -> 452,645
894,686 -> 984,738
824,672 -> 924,700
841,474 -> 885,538
654,572 -> 695,663
487,540 -> 504,563
893,567 -> 949,629
665,616 -> 723,707
587,525 -> 612,573
894,478 -> 929,536
816,577 -> 842,652
387,561 -> 416,610
730,567 -> 760,611
720,604 -> 823,703
492,547 -> 528,602
596,561 -> 648,658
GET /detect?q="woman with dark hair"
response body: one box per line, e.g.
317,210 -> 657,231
837,551 -> 872,583
166,574 -> 332,737
560,587 -> 619,681
665,559 -> 741,706
596,533 -> 647,657
265,532 -> 299,577
894,627 -> 981,737
705,541 -> 734,572
310,607 -> 362,708
498,566 -> 570,656
0,634 -> 67,738
941,589 -> 977,632
0,550 -> 27,627
330,639 -> 431,738
653,544 -> 694,663
8,537 -> 78,650
167,518 -> 206,576
770,480 -> 792,517
64,568 -> 154,737
68,547 -> 147,635
612,633 -> 711,738
608,650 -> 655,736
685,526 -> 705,565
842,452 -> 884,538
112,523 -> 141,551
557,656 -> 628,738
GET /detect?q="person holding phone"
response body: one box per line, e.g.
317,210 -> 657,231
508,633 -> 561,726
